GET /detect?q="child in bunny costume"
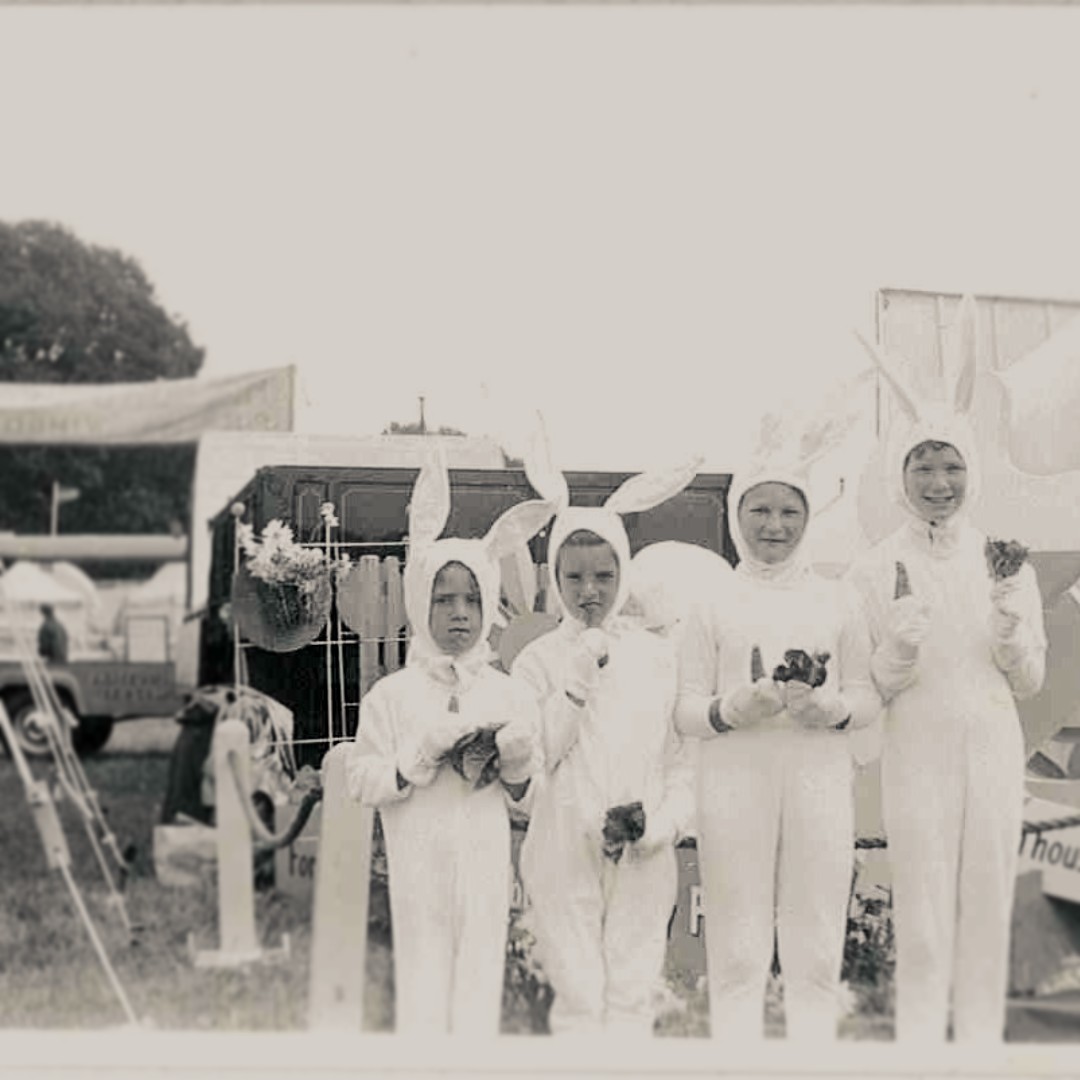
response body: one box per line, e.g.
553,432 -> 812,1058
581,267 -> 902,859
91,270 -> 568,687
675,399 -> 880,1044
346,447 -> 551,1036
849,297 -> 1047,1044
511,426 -> 698,1037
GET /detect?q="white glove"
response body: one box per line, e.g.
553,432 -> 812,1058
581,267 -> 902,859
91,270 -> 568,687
784,681 -> 851,731
882,595 -> 931,661
495,716 -> 539,784
398,720 -> 464,788
717,679 -> 784,730
629,805 -> 678,860
566,629 -> 608,703
990,578 -> 1026,668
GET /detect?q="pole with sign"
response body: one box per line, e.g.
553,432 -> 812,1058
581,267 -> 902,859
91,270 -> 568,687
49,481 -> 80,536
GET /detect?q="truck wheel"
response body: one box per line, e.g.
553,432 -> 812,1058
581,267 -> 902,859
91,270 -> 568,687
72,716 -> 114,756
1,689 -> 76,759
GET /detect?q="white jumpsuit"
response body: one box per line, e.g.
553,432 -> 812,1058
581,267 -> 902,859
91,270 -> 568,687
848,516 -> 1046,1043
513,508 -> 695,1037
346,536 -> 541,1036
675,470 -> 880,1044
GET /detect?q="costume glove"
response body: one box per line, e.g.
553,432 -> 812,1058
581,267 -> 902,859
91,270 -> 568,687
882,595 -> 931,661
784,681 -> 851,730
565,628 -> 608,704
397,719 -> 466,788
629,804 -> 678,859
495,716 -> 539,784
717,679 -> 784,730
990,577 -> 1026,669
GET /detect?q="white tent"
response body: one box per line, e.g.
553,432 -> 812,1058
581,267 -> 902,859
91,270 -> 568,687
119,562 -> 187,662
0,561 -> 88,656
51,560 -> 104,619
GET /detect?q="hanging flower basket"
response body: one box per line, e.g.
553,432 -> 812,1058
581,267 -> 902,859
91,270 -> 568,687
232,564 -> 333,653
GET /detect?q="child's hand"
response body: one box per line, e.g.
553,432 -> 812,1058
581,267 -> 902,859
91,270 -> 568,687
566,630 -> 608,704
630,805 -> 677,859
883,595 -> 931,660
717,679 -> 784,730
398,721 -> 466,787
784,682 -> 850,730
990,579 -> 1023,642
495,717 -> 538,784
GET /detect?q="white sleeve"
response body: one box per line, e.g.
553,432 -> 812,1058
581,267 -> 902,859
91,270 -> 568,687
501,684 -> 543,815
836,582 -> 884,730
994,562 -> 1048,701
846,556 -> 918,703
674,601 -> 720,738
345,684 -> 411,808
512,643 -> 582,771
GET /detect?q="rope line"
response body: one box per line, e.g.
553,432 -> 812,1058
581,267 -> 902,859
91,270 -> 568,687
224,750 -> 323,852
854,814 -> 1080,853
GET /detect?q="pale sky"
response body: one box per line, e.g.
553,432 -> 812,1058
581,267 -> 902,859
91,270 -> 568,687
3,5 -> 1080,472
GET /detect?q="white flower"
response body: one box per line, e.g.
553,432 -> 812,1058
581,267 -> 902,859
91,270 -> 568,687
239,518 -> 334,589
319,502 -> 340,528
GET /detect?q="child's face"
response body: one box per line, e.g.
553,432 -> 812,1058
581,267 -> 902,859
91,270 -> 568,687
428,562 -> 483,655
556,540 -> 620,628
903,442 -> 967,524
737,482 -> 808,565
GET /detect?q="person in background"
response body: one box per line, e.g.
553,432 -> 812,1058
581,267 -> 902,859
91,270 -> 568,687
38,603 -> 69,664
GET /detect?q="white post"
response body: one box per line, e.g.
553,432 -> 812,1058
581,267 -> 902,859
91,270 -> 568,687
50,480 -> 59,536
194,718 -> 263,967
308,743 -> 373,1031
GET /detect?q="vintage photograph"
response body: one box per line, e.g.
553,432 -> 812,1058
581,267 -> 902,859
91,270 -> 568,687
1,3 -> 1080,1077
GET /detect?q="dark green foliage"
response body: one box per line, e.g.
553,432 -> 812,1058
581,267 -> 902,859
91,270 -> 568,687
0,220 -> 204,556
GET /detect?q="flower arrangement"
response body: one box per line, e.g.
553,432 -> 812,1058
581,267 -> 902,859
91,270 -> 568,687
231,505 -> 351,649
237,519 -> 334,591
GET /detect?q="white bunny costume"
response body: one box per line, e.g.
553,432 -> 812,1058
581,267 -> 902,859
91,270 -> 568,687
346,446 -> 551,1036
675,388 -> 880,1045
848,296 -> 1047,1044
511,424 -> 698,1037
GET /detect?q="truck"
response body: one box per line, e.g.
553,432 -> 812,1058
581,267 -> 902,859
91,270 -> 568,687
0,534 -> 191,757
0,658 -> 184,756
200,461 -> 735,766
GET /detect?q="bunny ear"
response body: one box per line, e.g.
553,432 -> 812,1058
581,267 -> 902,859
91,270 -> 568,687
948,293 -> 979,415
853,330 -> 921,424
485,499 -> 555,562
499,547 -> 538,616
407,441 -> 451,548
604,457 -> 703,515
798,367 -> 877,471
523,411 -> 570,509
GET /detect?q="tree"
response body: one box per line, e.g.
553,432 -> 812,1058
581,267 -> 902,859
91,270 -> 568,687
0,220 -> 203,383
381,420 -> 468,437
0,220 -> 205,569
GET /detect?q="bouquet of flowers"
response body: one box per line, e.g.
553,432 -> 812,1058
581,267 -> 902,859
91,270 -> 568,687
772,648 -> 831,688
443,728 -> 502,790
602,801 -> 646,863
232,505 -> 351,651
985,538 -> 1029,582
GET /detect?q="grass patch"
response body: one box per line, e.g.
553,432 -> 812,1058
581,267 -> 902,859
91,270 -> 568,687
0,752 -> 894,1037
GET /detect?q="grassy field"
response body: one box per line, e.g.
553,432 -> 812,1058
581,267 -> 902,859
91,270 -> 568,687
0,725 -> 893,1037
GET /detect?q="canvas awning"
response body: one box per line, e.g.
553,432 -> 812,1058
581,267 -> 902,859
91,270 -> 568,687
0,366 -> 294,445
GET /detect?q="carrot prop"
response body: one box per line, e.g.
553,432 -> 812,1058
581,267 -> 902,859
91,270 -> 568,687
894,561 -> 912,600
750,645 -> 765,683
